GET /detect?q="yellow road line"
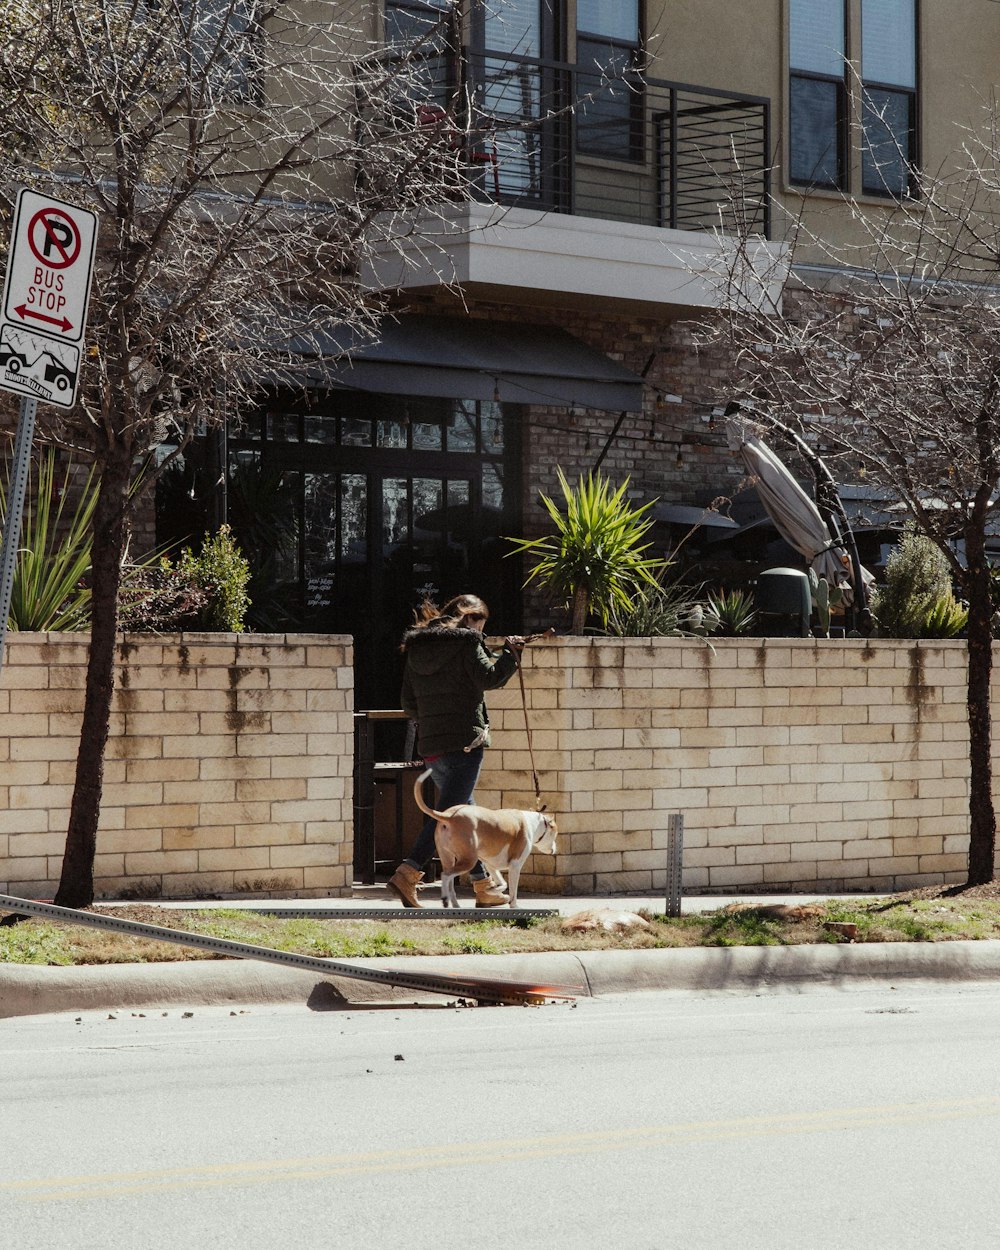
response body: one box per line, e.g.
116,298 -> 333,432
8,1095 -> 1000,1203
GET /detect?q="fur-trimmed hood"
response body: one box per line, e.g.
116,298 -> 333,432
400,624 -> 486,676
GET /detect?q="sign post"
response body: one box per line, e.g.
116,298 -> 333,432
0,396 -> 36,670
0,189 -> 98,670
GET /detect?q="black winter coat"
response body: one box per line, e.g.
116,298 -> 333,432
400,624 -> 519,758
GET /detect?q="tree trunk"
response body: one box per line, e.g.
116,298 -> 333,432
54,453 -> 131,908
964,533 -> 996,886
571,585 -> 589,635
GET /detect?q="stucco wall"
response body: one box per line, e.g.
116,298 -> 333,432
479,637 -> 989,896
0,633 -> 353,900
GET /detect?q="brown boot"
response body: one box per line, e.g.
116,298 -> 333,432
388,863 -> 424,908
473,877 -> 510,908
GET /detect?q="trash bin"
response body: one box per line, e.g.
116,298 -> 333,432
755,567 -> 811,637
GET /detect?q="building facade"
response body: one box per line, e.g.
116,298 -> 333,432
160,0 -> 1000,710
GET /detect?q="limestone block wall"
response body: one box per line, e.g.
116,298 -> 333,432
478,637 -> 988,895
3,633 -> 994,900
0,633 -> 353,900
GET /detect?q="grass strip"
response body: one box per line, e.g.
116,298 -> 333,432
3,892 -> 1000,966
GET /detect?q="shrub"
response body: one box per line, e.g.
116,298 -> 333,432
120,525 -> 250,632
118,559 -> 211,632
872,523 -> 963,638
180,525 -> 251,631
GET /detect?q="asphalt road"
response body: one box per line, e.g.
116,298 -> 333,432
3,983 -> 1000,1249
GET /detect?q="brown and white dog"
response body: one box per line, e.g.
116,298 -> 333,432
413,769 -> 558,908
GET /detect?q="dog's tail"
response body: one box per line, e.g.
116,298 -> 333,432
413,768 -> 451,822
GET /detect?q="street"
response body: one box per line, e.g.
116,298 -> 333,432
3,982 -> 1000,1249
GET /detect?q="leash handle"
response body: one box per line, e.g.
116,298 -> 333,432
515,653 -> 544,811
522,627 -> 556,645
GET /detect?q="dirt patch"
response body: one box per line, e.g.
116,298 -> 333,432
890,882 -> 1000,902
93,905 -> 184,925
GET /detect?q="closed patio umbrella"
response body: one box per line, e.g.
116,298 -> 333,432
737,435 -> 872,601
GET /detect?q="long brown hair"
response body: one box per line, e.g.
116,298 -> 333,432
400,594 -> 489,650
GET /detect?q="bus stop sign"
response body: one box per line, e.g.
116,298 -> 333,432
0,188 -> 98,410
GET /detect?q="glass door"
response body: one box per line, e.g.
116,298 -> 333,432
225,392 -> 520,710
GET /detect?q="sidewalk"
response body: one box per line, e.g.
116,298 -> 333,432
146,884 -> 844,915
5,887 -> 1000,1020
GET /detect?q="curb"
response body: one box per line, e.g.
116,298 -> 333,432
5,941 -> 1000,1019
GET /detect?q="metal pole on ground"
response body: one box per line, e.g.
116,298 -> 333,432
665,812 -> 684,917
0,395 -> 38,673
0,893 -> 577,1006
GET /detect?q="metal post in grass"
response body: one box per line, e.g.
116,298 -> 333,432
665,812 -> 684,917
0,396 -> 37,672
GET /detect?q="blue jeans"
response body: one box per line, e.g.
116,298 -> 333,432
404,748 -> 488,880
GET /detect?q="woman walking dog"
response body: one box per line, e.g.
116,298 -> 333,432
388,593 -> 524,908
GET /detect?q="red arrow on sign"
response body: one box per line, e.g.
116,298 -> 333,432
13,303 -> 73,333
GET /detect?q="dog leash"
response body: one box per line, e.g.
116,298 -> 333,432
513,629 -> 555,811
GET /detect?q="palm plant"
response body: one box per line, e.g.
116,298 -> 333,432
506,469 -> 665,633
0,451 -> 96,631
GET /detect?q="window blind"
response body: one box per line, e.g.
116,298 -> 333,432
789,0 -> 845,77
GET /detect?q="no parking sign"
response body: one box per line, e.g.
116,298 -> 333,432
0,188 -> 99,669
0,188 -> 98,410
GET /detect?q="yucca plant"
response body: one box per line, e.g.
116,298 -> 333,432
921,592 -> 967,638
605,577 -> 714,637
0,451 -> 97,631
706,587 -> 757,637
506,468 -> 665,633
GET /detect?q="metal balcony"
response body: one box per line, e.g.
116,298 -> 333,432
362,48 -> 778,310
458,50 -> 772,239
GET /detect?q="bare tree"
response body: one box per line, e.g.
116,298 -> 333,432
0,0 -> 482,906
697,108 -> 1000,887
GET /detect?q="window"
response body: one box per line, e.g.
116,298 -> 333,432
477,1 -> 563,203
384,0 -> 455,109
788,0 -> 919,197
576,0 -> 642,160
861,0 -> 917,196
385,0 -> 445,43
182,0 -> 262,102
224,390 -> 518,708
788,0 -> 847,189
482,0 -> 559,58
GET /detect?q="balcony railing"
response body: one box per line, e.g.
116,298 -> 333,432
455,50 -> 772,239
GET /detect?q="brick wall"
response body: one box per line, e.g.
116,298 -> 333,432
0,633 -> 354,900
397,291 -> 744,630
478,637 -> 991,895
4,633 -> 991,900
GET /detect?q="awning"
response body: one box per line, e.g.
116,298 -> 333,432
654,504 -> 740,530
288,314 -> 645,412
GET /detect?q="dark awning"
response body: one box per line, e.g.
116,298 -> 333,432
655,504 -> 740,530
292,314 -> 645,412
